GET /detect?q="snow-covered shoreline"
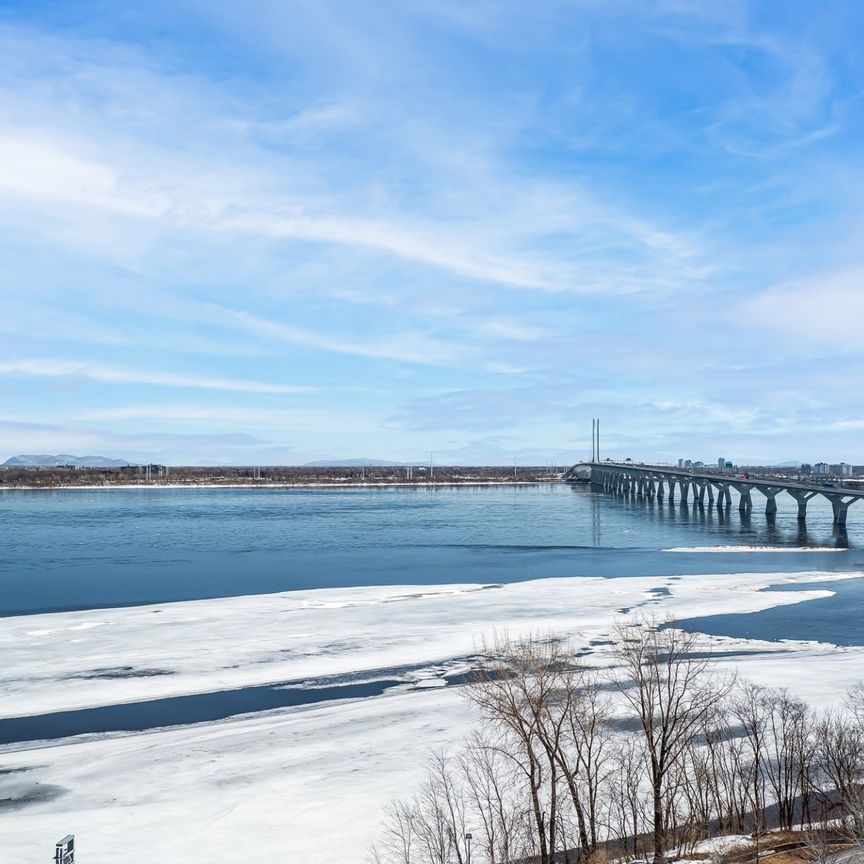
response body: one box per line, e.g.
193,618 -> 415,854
2,569 -> 862,864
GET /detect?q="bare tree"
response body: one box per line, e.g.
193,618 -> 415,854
371,798 -> 418,864
762,689 -> 811,831
613,618 -> 733,864
607,733 -> 649,859
803,828 -> 834,864
414,753 -> 470,864
463,633 -> 565,864
848,683 -> 864,729
815,713 -> 862,828
559,670 -> 614,858
460,732 -> 523,864
372,638 -> 862,864
732,682 -> 769,858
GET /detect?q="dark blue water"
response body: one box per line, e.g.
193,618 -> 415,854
1,484 -> 863,617
0,679 -> 402,746
678,576 -> 864,645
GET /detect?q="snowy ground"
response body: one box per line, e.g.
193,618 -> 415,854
2,570 -> 863,863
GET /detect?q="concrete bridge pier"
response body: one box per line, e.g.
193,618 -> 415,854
761,486 -> 784,516
732,482 -> 753,513
786,489 -> 819,522
713,482 -> 731,507
578,462 -> 864,531
825,493 -> 859,527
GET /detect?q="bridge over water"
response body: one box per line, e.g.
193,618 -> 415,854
565,461 -> 864,526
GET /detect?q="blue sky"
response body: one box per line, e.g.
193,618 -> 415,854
2,0 -> 864,465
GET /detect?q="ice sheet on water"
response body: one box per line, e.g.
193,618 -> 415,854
0,570 -> 860,718
2,640 -> 863,864
2,570 -> 864,863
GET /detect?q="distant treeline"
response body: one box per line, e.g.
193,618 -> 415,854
0,465 -> 564,488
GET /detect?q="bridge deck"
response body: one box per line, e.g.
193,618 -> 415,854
567,461 -> 864,525
589,461 -> 864,499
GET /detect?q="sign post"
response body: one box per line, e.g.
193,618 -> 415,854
54,835 -> 74,864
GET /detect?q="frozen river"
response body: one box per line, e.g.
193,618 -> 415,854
1,484 -> 862,863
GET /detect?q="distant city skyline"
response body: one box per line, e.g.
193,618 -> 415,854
3,2 -> 864,465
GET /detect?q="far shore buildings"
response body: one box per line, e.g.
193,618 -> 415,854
671,459 -> 861,478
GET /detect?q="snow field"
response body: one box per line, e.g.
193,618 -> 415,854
1,569 -> 863,863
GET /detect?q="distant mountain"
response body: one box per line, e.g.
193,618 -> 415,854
773,460 -> 803,468
304,458 -> 422,467
2,454 -> 136,468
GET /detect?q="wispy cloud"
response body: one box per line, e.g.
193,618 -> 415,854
203,305 -> 473,365
0,359 -> 315,394
738,269 -> 864,352
1,3 -> 864,462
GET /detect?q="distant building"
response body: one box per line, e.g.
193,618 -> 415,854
840,462 -> 852,477
677,458 -> 685,468
692,460 -> 704,469
814,462 -> 829,475
718,457 -> 725,469
800,463 -> 812,475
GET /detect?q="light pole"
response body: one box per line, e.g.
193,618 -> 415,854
465,832 -> 472,864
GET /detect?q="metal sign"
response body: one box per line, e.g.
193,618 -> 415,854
54,835 -> 74,864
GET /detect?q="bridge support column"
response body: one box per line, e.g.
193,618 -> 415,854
647,479 -> 656,499
761,486 -> 783,516
712,482 -> 725,506
656,479 -> 665,500
706,482 -> 715,505
667,478 -> 676,501
732,483 -> 753,513
788,490 -> 817,520
824,494 -> 859,527
679,479 -> 690,503
693,480 -> 706,506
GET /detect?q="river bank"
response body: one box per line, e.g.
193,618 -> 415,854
0,464 -> 563,489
